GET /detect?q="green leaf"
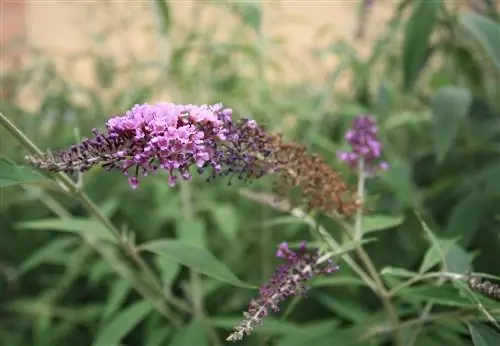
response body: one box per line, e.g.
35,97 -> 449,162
431,85 -> 472,163
15,218 -> 117,242
169,319 -> 208,346
101,280 -> 132,321
0,157 -> 47,187
416,212 -> 449,273
227,0 -> 261,32
17,237 -> 77,275
401,285 -> 476,308
176,218 -> 207,248
93,300 -> 153,346
211,204 -> 239,239
459,13 -> 500,72
363,215 -> 404,233
445,191 -> 492,245
315,293 -> 371,323
402,0 -> 441,90
443,243 -> 471,274
140,240 -> 255,289
153,0 -> 171,35
468,323 -> 500,346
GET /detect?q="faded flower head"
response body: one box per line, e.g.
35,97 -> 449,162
25,102 -> 271,189
337,115 -> 388,174
226,241 -> 338,342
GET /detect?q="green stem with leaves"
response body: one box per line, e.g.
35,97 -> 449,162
0,111 -> 191,321
349,158 -> 404,346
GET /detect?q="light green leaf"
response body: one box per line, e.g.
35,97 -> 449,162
468,322 -> 500,346
459,13 -> 500,72
0,156 -> 47,187
140,240 -> 255,289
177,218 -> 206,248
210,317 -> 301,336
431,85 -> 472,163
226,0 -> 261,32
15,218 -> 116,242
363,215 -> 404,233
402,0 -> 441,90
170,319 -> 208,346
17,237 -> 77,275
211,204 -> 239,239
93,300 -> 153,346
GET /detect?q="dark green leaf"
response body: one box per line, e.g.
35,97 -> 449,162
15,218 -> 117,242
17,237 -> 77,275
402,0 -> 441,90
0,156 -> 47,187
431,85 -> 472,163
468,322 -> 500,346
140,240 -> 255,289
93,300 -> 153,346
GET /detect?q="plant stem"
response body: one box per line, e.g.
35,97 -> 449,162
351,158 -> 404,346
180,181 -> 222,346
0,111 -> 191,318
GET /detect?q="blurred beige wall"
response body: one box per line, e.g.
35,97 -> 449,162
22,1 -> 396,84
3,0 -> 471,104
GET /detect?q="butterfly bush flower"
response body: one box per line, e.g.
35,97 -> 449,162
25,102 -> 272,188
337,115 -> 388,174
26,101 -> 360,216
226,241 -> 339,342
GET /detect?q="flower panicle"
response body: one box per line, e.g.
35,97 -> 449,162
337,114 -> 388,174
467,274 -> 500,300
25,101 -> 360,216
226,242 -> 338,342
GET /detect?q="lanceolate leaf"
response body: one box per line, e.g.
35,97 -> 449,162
0,156 -> 47,188
140,239 -> 255,289
431,85 -> 472,163
402,0 -> 441,90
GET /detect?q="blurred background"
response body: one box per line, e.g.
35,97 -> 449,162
1,0 -> 500,345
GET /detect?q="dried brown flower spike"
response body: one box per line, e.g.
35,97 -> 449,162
467,275 -> 500,300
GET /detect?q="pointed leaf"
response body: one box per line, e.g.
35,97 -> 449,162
468,322 -> 500,346
15,218 -> 117,242
17,237 -> 77,275
431,85 -> 472,163
0,157 -> 47,187
402,0 -> 441,90
170,319 -> 208,346
140,240 -> 255,289
363,215 -> 404,234
93,300 -> 153,346
459,13 -> 500,72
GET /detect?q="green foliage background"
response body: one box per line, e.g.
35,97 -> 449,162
1,1 -> 500,345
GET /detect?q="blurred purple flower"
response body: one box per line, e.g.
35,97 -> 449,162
226,241 -> 338,342
337,115 -> 388,174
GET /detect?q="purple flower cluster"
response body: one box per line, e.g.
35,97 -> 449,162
26,102 -> 271,189
337,115 -> 388,174
226,242 -> 338,342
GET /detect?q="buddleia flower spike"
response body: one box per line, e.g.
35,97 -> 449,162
467,273 -> 500,301
226,241 -> 339,342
